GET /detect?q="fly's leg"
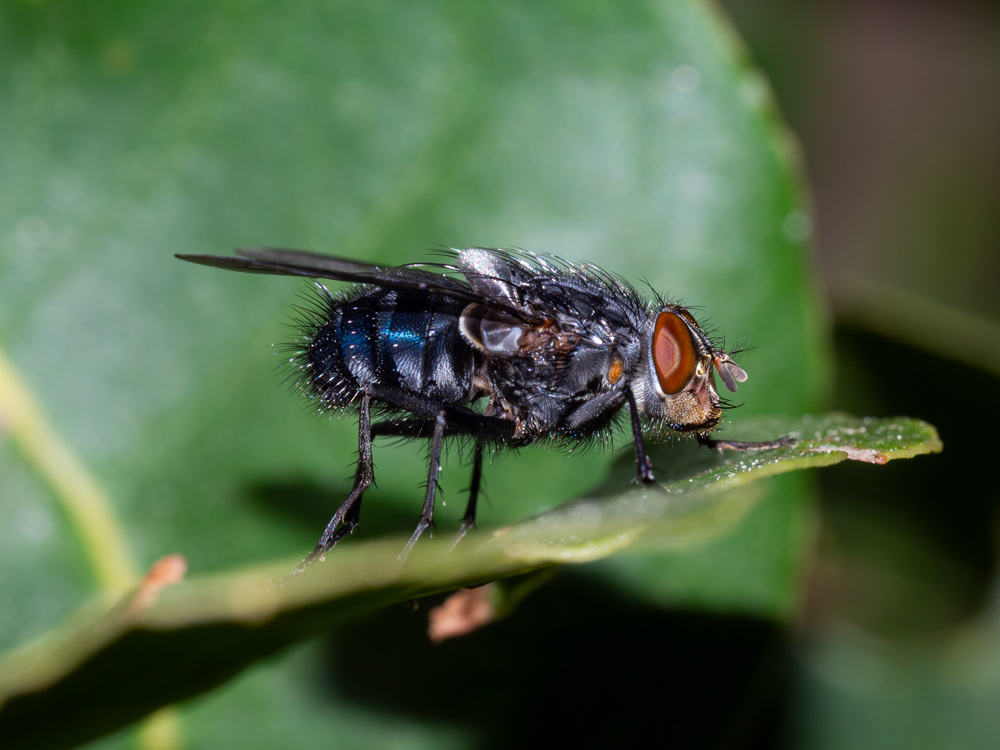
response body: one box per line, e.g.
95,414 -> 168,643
696,434 -> 796,452
626,389 -> 656,484
370,400 -> 513,558
450,439 -> 483,550
399,409 -> 448,562
294,392 -> 374,574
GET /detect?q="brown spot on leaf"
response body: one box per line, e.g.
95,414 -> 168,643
810,444 -> 889,464
129,554 -> 187,613
428,585 -> 495,643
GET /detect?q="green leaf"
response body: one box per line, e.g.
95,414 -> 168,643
0,414 -> 940,749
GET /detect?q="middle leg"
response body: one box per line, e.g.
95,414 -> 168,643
373,415 -> 497,555
398,409 -> 448,562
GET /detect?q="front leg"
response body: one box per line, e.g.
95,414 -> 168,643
626,389 -> 656,485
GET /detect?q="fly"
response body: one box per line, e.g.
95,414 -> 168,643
176,247 -> 792,571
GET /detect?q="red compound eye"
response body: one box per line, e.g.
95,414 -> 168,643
652,311 -> 697,395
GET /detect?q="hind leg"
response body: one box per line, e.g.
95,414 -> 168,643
451,439 -> 483,550
294,392 -> 374,574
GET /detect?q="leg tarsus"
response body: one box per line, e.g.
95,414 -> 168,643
449,518 -> 475,551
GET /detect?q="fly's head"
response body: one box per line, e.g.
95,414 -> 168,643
634,306 -> 748,436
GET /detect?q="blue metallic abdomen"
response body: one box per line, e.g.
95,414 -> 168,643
304,287 -> 477,408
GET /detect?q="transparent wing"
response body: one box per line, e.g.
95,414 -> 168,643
176,247 -> 528,318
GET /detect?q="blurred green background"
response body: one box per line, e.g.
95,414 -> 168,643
722,0 -> 1000,748
0,0 -> 994,748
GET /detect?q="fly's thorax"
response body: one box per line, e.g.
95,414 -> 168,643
459,300 -> 637,436
633,306 -> 749,435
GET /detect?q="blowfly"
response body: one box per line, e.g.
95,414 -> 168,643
176,248 -> 791,571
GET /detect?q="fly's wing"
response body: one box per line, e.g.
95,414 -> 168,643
176,248 -> 528,318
